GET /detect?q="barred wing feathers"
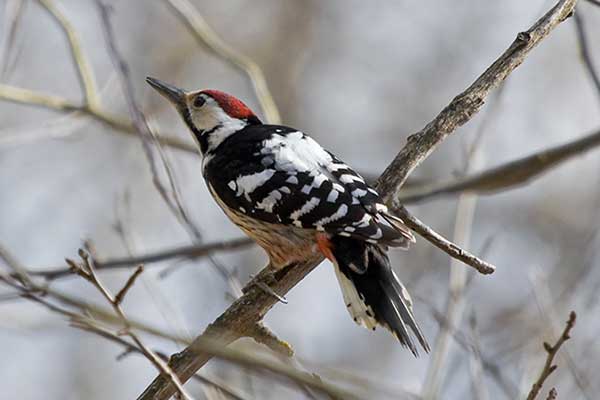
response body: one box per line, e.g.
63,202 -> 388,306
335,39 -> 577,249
204,125 -> 414,246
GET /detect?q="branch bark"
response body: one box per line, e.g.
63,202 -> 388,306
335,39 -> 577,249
376,0 -> 577,208
0,247 -> 357,399
137,1 -> 577,398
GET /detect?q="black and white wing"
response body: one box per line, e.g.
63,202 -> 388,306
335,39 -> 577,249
204,125 -> 414,246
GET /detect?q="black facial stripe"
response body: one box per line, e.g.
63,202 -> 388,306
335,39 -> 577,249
181,107 -> 208,154
203,124 -> 222,136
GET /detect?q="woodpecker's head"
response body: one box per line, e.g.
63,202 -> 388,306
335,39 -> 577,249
146,77 -> 261,154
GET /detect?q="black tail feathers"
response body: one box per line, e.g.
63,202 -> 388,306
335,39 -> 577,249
330,236 -> 429,356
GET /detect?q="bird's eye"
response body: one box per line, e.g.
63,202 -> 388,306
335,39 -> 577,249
193,95 -> 206,108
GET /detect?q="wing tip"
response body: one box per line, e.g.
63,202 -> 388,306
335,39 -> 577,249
380,212 -> 416,243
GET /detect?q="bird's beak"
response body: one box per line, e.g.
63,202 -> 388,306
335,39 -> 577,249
146,77 -> 186,109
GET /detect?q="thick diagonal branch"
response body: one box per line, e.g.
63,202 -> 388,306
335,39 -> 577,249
376,0 -> 577,208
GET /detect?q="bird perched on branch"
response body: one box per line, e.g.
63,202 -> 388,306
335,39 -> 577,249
146,77 -> 429,355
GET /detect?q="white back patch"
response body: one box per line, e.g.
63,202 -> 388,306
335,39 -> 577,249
262,132 -> 333,173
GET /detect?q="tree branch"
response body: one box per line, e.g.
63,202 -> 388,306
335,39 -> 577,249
163,0 -> 281,124
0,0 -> 26,79
28,237 -> 253,280
66,250 -> 194,400
396,128 -> 600,203
0,0 -> 196,152
526,311 -> 576,400
37,0 -> 100,108
0,83 -> 196,152
0,269 -> 358,400
573,7 -> 600,101
394,206 -> 495,274
137,1 -> 577,398
2,238 -> 366,399
376,0 -> 577,207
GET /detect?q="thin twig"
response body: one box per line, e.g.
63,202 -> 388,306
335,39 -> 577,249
148,121 -> 203,239
164,0 -> 281,124
114,265 -> 144,305
376,0 -> 577,205
95,1 -> 186,224
416,296 -> 518,398
0,0 -> 26,79
423,134 -> 483,399
1,247 -> 359,400
420,297 -> 517,398
573,8 -> 600,102
395,207 -> 495,275
0,83 -> 81,112
0,83 -> 194,152
1,1 -> 191,152
37,0 -> 100,108
66,250 -> 194,400
27,237 -> 252,280
546,388 -> 558,400
94,2 -> 244,300
530,270 -> 592,399
76,323 -> 251,400
137,1 -> 577,398
467,313 -> 490,400
526,311 -> 576,400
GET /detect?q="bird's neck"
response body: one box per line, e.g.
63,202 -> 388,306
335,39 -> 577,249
202,118 -> 248,154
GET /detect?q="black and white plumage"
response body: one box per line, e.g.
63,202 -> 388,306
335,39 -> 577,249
146,77 -> 429,355
205,125 -> 411,247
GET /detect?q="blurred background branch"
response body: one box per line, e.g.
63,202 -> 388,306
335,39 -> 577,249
163,0 -> 281,125
397,128 -> 600,203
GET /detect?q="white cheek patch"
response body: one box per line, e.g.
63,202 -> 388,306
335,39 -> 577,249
191,100 -> 246,153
